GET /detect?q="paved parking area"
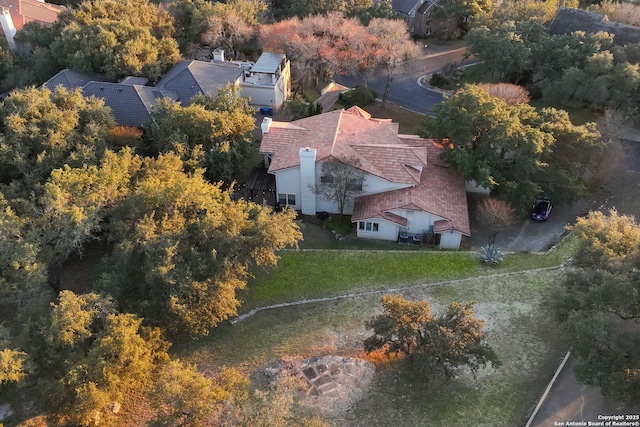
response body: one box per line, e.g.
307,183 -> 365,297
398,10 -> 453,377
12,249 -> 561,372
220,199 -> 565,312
466,196 -> 589,252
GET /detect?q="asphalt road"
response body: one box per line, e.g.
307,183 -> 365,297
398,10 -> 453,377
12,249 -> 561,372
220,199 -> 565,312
334,48 -> 471,115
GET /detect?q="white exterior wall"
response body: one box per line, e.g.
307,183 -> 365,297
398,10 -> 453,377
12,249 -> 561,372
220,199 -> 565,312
356,219 -> 399,241
241,84 -> 279,108
313,166 -> 411,215
389,209 -> 441,234
275,167 -> 301,210
439,230 -> 463,249
299,148 -> 317,215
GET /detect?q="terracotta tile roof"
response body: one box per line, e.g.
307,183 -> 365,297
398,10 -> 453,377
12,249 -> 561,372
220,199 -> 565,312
260,106 -> 426,184
352,140 -> 470,236
0,0 -> 62,35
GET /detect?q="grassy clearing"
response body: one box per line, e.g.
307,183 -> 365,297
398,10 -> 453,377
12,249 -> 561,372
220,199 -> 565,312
530,100 -> 600,125
241,233 -> 574,311
178,268 -> 567,427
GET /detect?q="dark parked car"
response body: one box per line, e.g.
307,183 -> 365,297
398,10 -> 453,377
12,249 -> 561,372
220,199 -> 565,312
531,197 -> 552,221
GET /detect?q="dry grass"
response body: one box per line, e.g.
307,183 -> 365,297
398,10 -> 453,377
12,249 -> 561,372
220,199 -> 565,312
177,268 -> 567,426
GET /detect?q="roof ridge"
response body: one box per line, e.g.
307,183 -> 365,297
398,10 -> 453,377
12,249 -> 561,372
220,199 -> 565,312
330,109 -> 344,156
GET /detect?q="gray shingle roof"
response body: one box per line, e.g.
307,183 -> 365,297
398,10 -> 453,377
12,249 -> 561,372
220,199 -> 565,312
82,82 -> 177,128
155,60 -> 242,105
392,0 -> 422,14
549,7 -> 640,46
120,76 -> 149,86
250,52 -> 285,74
41,69 -> 109,92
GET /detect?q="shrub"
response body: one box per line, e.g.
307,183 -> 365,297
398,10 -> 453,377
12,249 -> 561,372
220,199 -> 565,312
429,73 -> 453,89
339,86 -> 378,108
477,244 -> 504,265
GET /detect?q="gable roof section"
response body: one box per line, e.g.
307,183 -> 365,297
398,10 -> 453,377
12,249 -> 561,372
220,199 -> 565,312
155,60 -> 242,105
260,106 -> 425,184
352,140 -> 470,236
41,69 -> 109,92
549,7 -> 640,46
82,82 -> 178,128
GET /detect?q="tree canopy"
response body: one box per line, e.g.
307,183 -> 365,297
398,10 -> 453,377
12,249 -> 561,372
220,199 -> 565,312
144,85 -> 256,182
259,12 -> 418,92
96,151 -> 301,336
419,84 -> 601,211
466,18 -> 640,112
0,87 -> 115,196
554,210 -> 640,402
22,0 -> 181,81
365,295 -> 499,382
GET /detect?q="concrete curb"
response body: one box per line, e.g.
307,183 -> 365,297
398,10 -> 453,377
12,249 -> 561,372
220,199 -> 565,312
525,351 -> 572,427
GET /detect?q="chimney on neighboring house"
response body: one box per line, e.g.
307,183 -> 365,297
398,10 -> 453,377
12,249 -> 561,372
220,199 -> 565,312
261,117 -> 272,134
212,48 -> 224,62
299,147 -> 317,215
0,8 -> 16,51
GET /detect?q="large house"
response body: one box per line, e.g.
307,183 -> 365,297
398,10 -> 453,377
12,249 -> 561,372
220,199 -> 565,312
392,0 -> 437,36
549,7 -> 640,46
259,106 -> 470,249
42,52 -> 291,127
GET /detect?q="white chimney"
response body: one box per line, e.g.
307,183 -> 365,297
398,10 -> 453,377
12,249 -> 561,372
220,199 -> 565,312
261,117 -> 272,134
299,147 -> 317,215
0,8 -> 16,51
212,48 -> 224,62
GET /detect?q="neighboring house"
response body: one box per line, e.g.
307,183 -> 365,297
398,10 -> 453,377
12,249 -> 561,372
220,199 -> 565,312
0,0 -> 64,50
155,60 -> 243,105
81,80 -> 178,128
259,106 -> 470,249
42,71 -> 178,128
41,51 -> 292,127
549,7 -> 640,46
392,0 -> 437,36
239,52 -> 291,110
41,69 -> 109,91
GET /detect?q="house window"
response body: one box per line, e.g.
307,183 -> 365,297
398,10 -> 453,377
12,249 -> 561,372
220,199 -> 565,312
278,193 -> 296,206
358,221 -> 379,232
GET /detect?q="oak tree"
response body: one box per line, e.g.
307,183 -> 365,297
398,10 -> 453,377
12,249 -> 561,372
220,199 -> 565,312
102,153 -> 302,336
49,0 -> 180,80
554,210 -> 640,402
144,85 -> 256,182
365,295 -> 499,382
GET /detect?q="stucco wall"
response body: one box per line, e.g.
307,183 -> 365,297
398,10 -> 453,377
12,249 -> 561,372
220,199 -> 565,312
439,230 -> 462,249
355,219 -> 398,241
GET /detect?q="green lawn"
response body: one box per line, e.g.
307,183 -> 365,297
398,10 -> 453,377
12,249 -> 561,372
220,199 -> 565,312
240,233 -> 574,311
530,100 -> 600,125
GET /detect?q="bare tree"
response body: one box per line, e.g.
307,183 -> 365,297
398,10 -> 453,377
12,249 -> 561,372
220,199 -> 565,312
476,197 -> 516,244
596,109 -> 630,145
313,156 -> 366,218
366,18 -> 421,108
476,83 -> 530,106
